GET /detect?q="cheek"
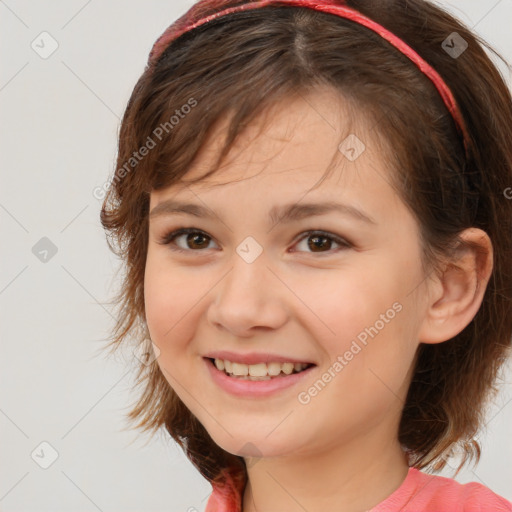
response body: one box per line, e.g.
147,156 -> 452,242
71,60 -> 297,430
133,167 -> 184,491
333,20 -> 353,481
300,257 -> 418,389
292,259 -> 400,346
143,255 -> 193,350
306,300 -> 416,440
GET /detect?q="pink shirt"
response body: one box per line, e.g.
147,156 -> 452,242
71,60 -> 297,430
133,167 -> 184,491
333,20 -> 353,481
205,466 -> 512,511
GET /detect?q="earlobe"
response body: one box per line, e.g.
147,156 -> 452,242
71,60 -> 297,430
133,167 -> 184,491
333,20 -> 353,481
417,228 -> 493,345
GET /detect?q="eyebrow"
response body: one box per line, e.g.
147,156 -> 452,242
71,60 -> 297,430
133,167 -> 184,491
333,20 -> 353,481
149,199 -> 377,225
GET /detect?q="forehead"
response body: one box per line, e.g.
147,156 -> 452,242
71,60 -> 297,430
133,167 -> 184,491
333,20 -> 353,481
150,87 -> 401,216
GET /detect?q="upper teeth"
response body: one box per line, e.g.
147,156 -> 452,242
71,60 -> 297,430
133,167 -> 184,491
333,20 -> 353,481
214,358 -> 309,377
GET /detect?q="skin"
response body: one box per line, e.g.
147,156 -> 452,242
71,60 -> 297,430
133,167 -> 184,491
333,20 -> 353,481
144,87 -> 493,512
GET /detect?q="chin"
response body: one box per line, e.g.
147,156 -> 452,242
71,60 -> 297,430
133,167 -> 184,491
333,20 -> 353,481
209,429 -> 298,459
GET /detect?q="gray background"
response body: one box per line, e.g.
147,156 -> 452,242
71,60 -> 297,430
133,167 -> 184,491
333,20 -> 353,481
1,1 -> 511,511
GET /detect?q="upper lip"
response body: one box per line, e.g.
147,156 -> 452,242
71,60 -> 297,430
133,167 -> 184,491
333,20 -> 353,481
204,350 -> 316,366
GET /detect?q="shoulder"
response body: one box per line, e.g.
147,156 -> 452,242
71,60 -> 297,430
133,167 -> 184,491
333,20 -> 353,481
409,468 -> 512,512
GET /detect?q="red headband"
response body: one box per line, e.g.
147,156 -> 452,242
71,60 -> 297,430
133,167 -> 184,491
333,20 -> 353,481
148,0 -> 471,157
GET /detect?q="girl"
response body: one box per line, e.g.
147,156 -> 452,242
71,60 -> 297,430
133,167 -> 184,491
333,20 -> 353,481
100,0 -> 512,510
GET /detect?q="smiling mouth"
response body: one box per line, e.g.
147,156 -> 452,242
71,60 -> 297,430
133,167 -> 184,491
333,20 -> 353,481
207,357 -> 316,380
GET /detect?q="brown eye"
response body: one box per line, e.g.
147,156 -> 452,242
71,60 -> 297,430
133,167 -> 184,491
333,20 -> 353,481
306,234 -> 334,252
182,232 -> 211,250
293,231 -> 350,254
159,228 -> 351,255
160,228 -> 215,252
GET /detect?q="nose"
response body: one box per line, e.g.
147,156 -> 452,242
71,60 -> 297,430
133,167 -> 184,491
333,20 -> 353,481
206,247 -> 288,337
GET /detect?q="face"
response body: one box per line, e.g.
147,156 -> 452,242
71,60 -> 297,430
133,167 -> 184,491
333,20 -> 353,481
144,87 -> 429,461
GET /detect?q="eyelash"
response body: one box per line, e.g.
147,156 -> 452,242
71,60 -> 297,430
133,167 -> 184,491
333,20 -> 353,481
157,227 -> 352,255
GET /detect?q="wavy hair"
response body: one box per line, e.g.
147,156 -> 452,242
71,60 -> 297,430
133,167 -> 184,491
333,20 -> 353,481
100,0 -> 512,492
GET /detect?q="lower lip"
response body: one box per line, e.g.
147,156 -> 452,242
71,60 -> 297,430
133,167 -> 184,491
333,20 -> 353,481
204,358 -> 316,398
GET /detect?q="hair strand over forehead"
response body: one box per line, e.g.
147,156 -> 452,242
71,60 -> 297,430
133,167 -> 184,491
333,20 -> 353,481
100,0 -> 512,490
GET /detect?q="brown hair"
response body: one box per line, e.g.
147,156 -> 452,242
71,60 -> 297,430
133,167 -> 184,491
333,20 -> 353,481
100,0 -> 512,491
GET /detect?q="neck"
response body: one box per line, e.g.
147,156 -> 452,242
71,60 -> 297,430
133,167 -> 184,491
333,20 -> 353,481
242,430 -> 409,512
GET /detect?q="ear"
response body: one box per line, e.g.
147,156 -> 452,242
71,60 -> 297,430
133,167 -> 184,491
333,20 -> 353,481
417,228 -> 493,344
